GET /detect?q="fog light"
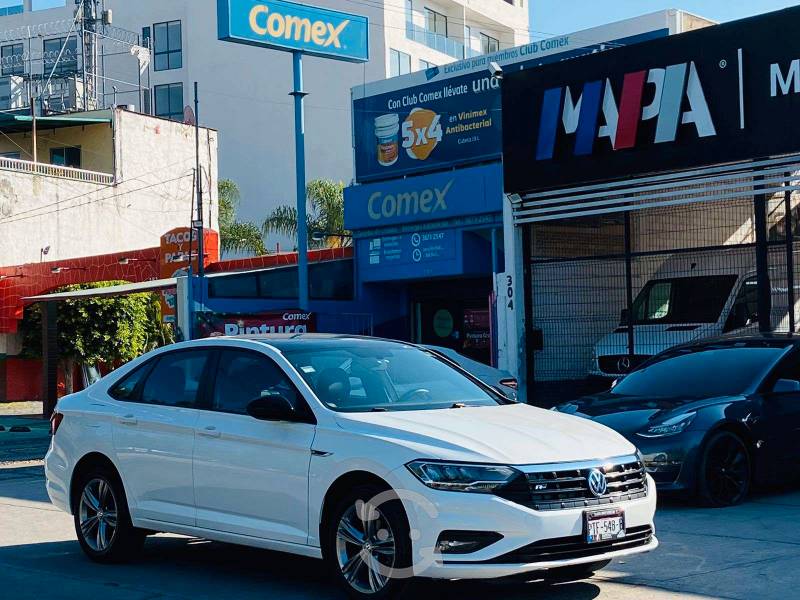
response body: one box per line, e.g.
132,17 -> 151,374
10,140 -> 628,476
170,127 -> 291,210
435,531 -> 503,555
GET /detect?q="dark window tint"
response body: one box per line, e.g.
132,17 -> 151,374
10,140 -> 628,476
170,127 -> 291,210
630,275 -> 738,325
109,364 -> 151,401
153,20 -> 182,71
208,260 -> 353,301
154,82 -> 184,121
50,146 -> 81,169
140,350 -> 209,407
43,36 -> 77,75
612,346 -> 785,398
2,43 -> 24,76
208,273 -> 259,298
212,350 -> 303,415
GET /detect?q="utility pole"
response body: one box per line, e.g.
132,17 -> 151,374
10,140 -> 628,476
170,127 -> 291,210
194,82 -> 205,278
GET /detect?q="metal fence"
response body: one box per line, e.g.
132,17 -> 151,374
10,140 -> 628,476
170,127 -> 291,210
515,157 -> 800,407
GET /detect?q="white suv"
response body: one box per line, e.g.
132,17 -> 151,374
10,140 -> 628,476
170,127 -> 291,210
45,335 -> 657,598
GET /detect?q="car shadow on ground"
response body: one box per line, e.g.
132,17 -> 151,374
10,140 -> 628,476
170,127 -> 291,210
0,535 -> 604,600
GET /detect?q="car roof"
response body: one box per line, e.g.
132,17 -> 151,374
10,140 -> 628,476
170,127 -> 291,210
662,332 -> 800,353
215,333 -> 418,352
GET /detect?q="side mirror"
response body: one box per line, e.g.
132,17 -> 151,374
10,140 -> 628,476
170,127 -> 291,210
246,393 -> 296,421
772,379 -> 800,394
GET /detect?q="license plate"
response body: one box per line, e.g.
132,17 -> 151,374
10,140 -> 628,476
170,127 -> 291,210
585,508 -> 625,544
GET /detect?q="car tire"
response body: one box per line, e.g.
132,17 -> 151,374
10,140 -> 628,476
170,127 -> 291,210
697,430 -> 751,507
545,559 -> 611,582
323,484 -> 412,599
73,466 -> 146,563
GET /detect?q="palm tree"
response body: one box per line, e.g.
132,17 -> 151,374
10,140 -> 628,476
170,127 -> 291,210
218,179 -> 266,256
262,179 -> 351,249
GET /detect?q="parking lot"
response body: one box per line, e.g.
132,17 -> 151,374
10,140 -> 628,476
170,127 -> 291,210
1,461 -> 797,600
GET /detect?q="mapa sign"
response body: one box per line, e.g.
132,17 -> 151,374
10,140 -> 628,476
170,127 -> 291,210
503,5 -> 800,192
217,0 -> 369,62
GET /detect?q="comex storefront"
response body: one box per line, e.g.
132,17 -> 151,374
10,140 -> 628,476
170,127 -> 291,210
346,12 -> 694,367
502,6 -> 800,405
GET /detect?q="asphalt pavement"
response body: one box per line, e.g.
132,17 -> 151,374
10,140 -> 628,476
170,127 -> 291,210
0,461 -> 797,600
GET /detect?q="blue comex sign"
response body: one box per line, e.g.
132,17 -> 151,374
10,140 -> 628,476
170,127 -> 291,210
344,163 -> 504,230
217,0 -> 369,62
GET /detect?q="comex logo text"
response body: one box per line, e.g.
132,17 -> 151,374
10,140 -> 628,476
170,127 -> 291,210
535,61 -> 716,160
248,4 -> 349,48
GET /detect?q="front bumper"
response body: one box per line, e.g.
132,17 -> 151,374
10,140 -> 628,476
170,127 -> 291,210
391,466 -> 658,579
636,431 -> 706,494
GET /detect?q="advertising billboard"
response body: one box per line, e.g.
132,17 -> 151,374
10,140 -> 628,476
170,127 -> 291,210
344,163 -> 503,230
503,6 -> 800,192
352,29 -> 669,183
217,0 -> 369,62
195,311 -> 316,337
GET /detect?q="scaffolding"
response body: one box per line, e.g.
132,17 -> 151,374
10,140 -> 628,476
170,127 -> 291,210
0,0 -> 150,117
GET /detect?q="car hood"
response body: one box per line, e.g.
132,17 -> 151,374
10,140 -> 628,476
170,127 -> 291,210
334,403 -> 636,465
561,393 -> 737,436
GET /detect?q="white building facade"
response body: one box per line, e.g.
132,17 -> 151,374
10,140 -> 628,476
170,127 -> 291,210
0,0 -> 529,227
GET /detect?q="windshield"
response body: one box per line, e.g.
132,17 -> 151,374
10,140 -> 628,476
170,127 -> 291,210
281,343 -> 501,412
612,346 -> 785,398
629,275 -> 738,324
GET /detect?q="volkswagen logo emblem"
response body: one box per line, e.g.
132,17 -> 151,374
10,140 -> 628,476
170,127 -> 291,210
616,356 -> 632,373
587,469 -> 608,497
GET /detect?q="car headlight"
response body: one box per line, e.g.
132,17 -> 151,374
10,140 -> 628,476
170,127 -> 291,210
637,412 -> 696,438
406,461 -> 520,493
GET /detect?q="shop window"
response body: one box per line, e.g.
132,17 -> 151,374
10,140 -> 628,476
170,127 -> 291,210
389,48 -> 411,77
424,7 -> 447,36
153,20 -> 182,71
50,146 -> 81,169
208,260 -> 354,301
0,151 -> 21,159
1,43 -> 23,76
0,2 -> 22,17
154,82 -> 184,121
43,36 -> 78,75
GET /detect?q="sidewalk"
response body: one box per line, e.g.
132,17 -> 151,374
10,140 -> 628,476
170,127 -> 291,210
0,409 -> 50,464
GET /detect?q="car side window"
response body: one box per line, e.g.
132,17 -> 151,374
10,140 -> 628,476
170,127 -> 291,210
140,350 -> 210,408
108,363 -> 151,401
212,349 -> 306,416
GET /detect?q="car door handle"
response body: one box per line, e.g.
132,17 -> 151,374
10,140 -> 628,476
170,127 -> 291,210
198,425 -> 221,438
118,414 -> 137,425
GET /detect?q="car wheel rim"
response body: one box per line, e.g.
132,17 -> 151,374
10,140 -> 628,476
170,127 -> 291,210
335,502 -> 396,594
706,436 -> 749,504
78,478 -> 118,552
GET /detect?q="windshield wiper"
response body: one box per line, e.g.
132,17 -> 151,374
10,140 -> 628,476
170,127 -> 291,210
450,402 -> 467,409
371,407 -> 389,412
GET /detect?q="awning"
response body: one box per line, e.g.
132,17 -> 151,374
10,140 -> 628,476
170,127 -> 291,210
0,113 -> 112,134
23,278 -> 177,302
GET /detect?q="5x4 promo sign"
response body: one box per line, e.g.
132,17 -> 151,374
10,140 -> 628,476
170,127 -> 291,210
217,0 -> 369,62
502,5 -> 800,192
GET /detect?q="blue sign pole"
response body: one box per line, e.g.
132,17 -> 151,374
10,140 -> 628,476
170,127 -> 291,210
291,51 -> 309,310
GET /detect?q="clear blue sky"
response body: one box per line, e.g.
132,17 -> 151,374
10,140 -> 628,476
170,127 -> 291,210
531,1 -> 800,38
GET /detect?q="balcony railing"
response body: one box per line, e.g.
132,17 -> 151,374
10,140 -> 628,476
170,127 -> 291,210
0,156 -> 114,185
406,20 -> 470,60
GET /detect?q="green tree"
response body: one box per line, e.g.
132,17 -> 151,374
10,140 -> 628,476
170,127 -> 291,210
20,282 -> 172,394
262,179 -> 350,249
219,179 -> 266,256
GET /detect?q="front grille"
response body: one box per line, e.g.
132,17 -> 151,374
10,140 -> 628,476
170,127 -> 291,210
597,354 -> 650,375
471,525 -> 653,564
497,458 -> 648,511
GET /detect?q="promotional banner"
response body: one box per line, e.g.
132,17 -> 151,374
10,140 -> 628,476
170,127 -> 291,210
195,311 -> 316,337
217,0 -> 369,62
503,5 -> 800,192
353,31 -> 668,183
344,163 -> 503,230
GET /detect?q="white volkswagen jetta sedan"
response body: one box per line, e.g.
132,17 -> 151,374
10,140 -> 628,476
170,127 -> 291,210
45,335 -> 657,598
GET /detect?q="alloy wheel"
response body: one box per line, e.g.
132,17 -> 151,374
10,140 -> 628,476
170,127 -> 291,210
335,502 -> 397,594
78,477 -> 119,552
704,434 -> 750,505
